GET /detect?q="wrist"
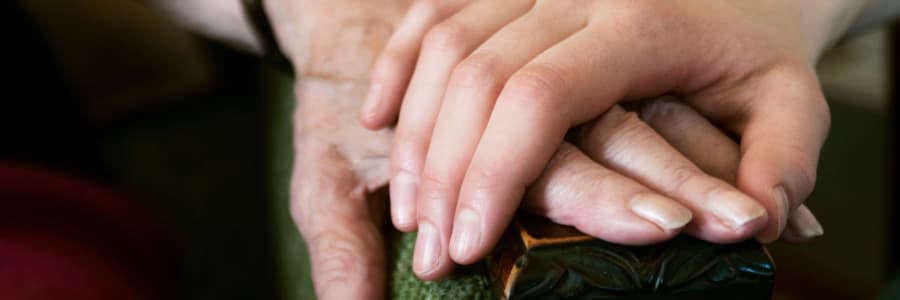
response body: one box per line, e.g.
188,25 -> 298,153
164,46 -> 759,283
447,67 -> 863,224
263,0 -> 404,81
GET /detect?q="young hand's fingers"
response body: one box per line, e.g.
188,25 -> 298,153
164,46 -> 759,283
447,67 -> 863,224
292,146 -> 387,299
639,97 -> 825,243
379,0 -> 464,231
361,0 -> 467,129
446,24 -> 683,264
416,1 -> 588,266
713,65 -> 830,243
522,144 -> 692,245
389,0 -> 532,234
400,0 -> 536,279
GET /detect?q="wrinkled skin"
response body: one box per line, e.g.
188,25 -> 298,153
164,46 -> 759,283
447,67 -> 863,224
266,2 -> 409,297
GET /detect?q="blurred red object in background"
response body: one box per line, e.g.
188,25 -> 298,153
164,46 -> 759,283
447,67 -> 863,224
0,162 -> 173,300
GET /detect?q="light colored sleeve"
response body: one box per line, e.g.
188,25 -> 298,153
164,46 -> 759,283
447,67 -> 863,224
146,0 -> 262,54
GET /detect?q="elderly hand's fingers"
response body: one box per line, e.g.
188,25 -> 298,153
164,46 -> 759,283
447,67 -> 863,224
522,143 -> 692,245
292,144 -> 388,299
686,65 -> 830,243
638,97 -> 824,242
574,106 -> 767,243
636,97 -> 740,183
360,0 -> 468,129
388,0 -> 533,236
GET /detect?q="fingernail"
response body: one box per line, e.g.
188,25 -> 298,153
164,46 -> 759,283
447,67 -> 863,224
450,209 -> 482,262
390,172 -> 418,229
789,205 -> 824,238
773,186 -> 791,236
629,194 -> 693,231
708,190 -> 767,229
362,83 -> 383,119
413,222 -> 441,275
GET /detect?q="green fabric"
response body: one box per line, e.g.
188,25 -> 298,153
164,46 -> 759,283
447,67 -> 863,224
388,232 -> 493,300
267,71 -> 493,300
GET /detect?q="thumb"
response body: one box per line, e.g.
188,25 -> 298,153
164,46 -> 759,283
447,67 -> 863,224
292,144 -> 387,299
730,67 -> 830,243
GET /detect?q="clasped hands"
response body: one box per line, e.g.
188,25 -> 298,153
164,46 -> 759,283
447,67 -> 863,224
267,0 -> 842,298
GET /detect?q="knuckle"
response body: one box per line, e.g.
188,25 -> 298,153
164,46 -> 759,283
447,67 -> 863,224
306,230 -> 379,296
303,218 -> 385,269
622,2 -> 654,18
665,165 -> 708,194
548,143 -> 583,166
392,159 -> 419,179
311,235 -> 356,280
395,126 -> 427,148
606,0 -> 668,35
418,169 -> 454,199
410,0 -> 442,16
423,22 -> 470,57
611,111 -> 650,135
601,112 -> 657,160
411,0 -> 466,18
391,131 -> 428,173
637,97 -> 680,124
411,0 -> 437,9
505,64 -> 567,108
465,165 -> 506,196
449,53 -> 503,90
373,48 -> 409,79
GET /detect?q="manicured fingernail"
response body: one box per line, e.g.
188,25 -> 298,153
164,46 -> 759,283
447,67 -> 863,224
789,205 -> 823,239
773,186 -> 790,236
413,222 -> 441,275
450,209 -> 482,262
629,194 -> 693,231
362,83 -> 383,118
390,172 -> 418,229
708,190 -> 767,229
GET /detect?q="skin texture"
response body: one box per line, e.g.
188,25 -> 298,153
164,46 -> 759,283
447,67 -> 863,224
265,2 -> 409,298
261,0 -> 836,298
360,0 -> 863,280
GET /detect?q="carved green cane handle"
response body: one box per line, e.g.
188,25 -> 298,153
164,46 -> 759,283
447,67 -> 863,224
488,214 -> 775,300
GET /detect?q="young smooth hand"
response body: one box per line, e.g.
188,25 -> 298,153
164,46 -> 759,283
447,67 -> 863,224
361,0 -> 858,279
